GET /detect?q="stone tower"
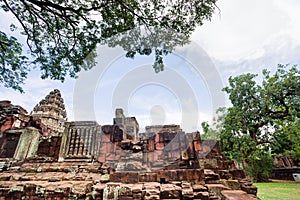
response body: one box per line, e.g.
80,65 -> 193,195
31,89 -> 67,135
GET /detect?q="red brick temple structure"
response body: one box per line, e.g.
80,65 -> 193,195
0,89 -> 259,199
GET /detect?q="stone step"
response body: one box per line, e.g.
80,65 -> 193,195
221,190 -> 260,200
0,179 -> 260,200
192,184 -> 208,192
0,180 -> 98,198
220,179 -> 240,190
204,169 -> 220,183
9,162 -> 101,173
0,172 -> 102,182
193,191 -> 209,200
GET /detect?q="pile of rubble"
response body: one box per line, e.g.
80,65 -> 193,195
0,160 -> 258,199
0,89 -> 259,199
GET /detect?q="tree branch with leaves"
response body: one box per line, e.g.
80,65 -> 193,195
0,0 -> 218,92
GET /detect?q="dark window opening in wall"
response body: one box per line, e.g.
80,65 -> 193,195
0,133 -> 20,158
160,178 -> 166,184
113,128 -> 123,142
37,137 -> 62,159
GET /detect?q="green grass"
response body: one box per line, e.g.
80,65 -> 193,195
254,182 -> 300,200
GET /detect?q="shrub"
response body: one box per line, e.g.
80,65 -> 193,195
244,150 -> 274,182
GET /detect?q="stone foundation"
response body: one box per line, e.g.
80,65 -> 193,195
0,160 -> 258,200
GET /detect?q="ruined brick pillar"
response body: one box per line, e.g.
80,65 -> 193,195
113,108 -> 139,141
193,131 -> 202,152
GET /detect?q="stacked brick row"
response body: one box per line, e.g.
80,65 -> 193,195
0,161 -> 258,199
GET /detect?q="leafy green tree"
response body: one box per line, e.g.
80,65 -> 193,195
0,0 -> 218,92
0,31 -> 28,92
220,64 -> 300,181
272,115 -> 300,161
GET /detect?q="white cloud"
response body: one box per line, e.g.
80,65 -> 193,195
193,0 -> 300,62
127,92 -> 213,132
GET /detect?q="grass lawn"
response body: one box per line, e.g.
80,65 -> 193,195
254,181 -> 300,200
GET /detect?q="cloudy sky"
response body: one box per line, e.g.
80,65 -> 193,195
1,0 -> 300,132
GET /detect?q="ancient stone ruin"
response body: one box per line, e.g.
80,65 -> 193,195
271,155 -> 300,181
31,89 -> 67,136
0,89 -> 259,199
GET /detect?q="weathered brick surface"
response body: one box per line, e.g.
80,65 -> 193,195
229,169 -> 246,179
160,184 -> 181,199
109,172 -> 139,183
138,172 -> 158,182
221,179 -> 241,190
194,191 -> 209,200
206,184 -> 231,197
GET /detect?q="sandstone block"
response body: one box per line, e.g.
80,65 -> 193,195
182,188 -> 194,200
145,189 -> 160,200
221,190 -> 260,200
99,174 -> 109,183
193,169 -> 205,184
204,169 -> 220,182
119,197 -> 133,200
130,184 -> 142,193
139,173 -> 157,182
205,184 -> 230,197
133,193 -> 142,200
193,191 -> 209,200
126,172 -> 139,183
241,185 -> 257,195
109,172 -> 139,183
181,181 -> 191,189
0,174 -> 11,181
144,194 -> 160,200
144,182 -> 160,190
229,169 -> 246,179
119,185 -> 133,197
192,184 -> 207,192
218,170 -> 231,179
160,184 -> 181,199
221,179 -> 240,190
